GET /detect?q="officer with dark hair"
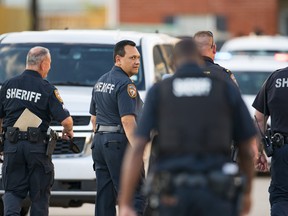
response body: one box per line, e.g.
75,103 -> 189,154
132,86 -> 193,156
119,39 -> 256,216
89,40 -> 146,216
194,31 -> 238,86
253,67 -> 288,215
0,46 -> 74,216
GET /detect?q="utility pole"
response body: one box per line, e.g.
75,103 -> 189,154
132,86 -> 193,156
30,0 -> 39,30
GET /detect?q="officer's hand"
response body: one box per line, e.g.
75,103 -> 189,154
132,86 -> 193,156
240,192 -> 252,216
255,153 -> 269,172
119,205 -> 137,216
62,129 -> 74,140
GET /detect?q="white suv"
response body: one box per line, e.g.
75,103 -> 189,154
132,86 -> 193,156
0,30 -> 178,214
216,35 -> 288,116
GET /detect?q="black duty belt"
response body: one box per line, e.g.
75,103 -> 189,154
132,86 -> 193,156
5,127 -> 48,143
96,125 -> 124,134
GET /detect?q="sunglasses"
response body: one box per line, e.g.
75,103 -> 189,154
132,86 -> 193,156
69,138 -> 81,153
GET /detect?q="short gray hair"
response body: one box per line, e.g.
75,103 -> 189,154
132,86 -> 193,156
26,46 -> 50,66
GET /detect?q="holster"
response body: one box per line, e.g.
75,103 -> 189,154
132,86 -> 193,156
208,171 -> 245,200
46,128 -> 58,156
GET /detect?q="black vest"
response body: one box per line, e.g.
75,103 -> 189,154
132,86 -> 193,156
157,63 -> 232,158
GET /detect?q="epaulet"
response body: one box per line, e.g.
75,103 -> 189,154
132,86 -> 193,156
224,68 -> 232,74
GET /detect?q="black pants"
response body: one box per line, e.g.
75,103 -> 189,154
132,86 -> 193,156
2,140 -> 54,216
92,132 -> 146,216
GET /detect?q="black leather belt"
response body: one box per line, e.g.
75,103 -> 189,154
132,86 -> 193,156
5,127 -> 48,143
96,125 -> 124,134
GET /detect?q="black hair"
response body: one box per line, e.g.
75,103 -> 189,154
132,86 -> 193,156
113,40 -> 136,63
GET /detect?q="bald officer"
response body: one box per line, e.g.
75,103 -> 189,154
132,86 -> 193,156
0,46 -> 74,216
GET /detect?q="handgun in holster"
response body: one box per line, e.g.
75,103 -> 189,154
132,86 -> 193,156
142,171 -> 173,209
46,128 -> 58,156
261,129 -> 274,157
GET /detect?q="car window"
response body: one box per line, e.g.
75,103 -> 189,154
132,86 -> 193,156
153,44 -> 174,83
0,43 -> 145,90
233,71 -> 271,95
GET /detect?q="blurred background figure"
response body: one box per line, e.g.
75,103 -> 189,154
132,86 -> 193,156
119,39 -> 256,216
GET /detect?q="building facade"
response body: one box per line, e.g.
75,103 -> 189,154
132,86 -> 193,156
119,0 -> 287,40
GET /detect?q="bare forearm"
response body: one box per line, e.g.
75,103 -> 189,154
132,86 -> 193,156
254,110 -> 269,153
61,116 -> 74,138
119,138 -> 147,207
254,110 -> 268,134
238,137 -> 256,194
90,115 -> 96,132
121,115 -> 137,147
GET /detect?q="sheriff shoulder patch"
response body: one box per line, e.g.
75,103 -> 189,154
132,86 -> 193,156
127,84 -> 137,98
54,89 -> 63,103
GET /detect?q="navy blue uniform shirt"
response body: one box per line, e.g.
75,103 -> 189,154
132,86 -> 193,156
0,70 -> 70,131
253,68 -> 288,205
203,56 -> 237,85
253,67 -> 288,136
137,62 -> 256,143
89,66 -> 143,125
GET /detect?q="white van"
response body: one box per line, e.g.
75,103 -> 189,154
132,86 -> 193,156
0,30 -> 178,214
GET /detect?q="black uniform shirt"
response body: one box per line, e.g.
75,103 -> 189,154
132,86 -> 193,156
253,67 -> 288,136
203,56 -> 238,85
137,62 -> 255,143
0,70 -> 70,131
89,66 -> 143,126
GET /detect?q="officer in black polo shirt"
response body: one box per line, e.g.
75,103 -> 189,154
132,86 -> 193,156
194,31 -> 238,86
89,40 -> 145,216
253,67 -> 288,216
0,46 -> 74,216
119,39 -> 256,216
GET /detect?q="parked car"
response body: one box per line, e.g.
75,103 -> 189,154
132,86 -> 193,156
220,35 -> 288,57
216,55 -> 288,116
0,29 -> 178,215
216,35 -> 288,116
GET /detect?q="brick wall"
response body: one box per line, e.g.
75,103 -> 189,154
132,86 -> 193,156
119,0 -> 278,36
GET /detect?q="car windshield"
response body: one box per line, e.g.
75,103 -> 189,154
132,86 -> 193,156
233,71 -> 271,95
0,43 -> 145,90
